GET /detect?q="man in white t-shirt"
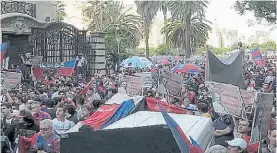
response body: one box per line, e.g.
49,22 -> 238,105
52,104 -> 75,134
76,54 -> 85,75
265,70 -> 275,83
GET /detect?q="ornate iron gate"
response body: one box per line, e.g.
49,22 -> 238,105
30,22 -> 95,79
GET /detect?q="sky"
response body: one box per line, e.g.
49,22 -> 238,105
205,0 -> 276,38
122,0 -> 276,40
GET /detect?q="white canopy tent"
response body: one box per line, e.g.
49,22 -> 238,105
104,111 -> 214,150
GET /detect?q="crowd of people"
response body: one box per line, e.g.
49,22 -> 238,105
0,56 -> 276,153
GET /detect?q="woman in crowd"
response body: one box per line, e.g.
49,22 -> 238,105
79,104 -> 94,121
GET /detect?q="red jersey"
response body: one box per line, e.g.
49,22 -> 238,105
243,135 -> 259,153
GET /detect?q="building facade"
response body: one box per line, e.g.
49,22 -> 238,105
1,1 -> 57,67
1,1 -> 106,79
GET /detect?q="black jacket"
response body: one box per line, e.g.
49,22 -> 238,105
5,120 -> 39,149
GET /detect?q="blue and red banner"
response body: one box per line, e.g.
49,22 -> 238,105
58,59 -> 77,76
0,43 -> 8,65
82,99 -> 135,129
251,48 -> 265,66
32,58 -> 77,80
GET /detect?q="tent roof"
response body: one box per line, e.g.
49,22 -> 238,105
104,111 -> 213,149
105,93 -> 144,106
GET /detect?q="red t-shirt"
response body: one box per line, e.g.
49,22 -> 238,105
243,135 -> 259,153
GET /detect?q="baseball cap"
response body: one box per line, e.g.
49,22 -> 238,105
227,138 -> 247,150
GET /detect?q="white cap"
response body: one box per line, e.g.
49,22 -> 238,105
227,138 -> 247,150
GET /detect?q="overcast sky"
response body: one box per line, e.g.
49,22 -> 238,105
123,0 -> 276,40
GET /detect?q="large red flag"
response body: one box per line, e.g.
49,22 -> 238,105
82,104 -> 120,129
18,132 -> 40,153
146,97 -> 188,114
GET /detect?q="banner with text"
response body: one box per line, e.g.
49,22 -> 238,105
120,75 -> 143,96
159,71 -> 182,97
1,71 -> 22,89
134,72 -> 153,88
206,81 -> 255,117
250,93 -> 274,144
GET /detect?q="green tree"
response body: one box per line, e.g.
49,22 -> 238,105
161,17 -> 211,56
57,1 -> 66,21
83,0 -> 142,57
250,41 -> 277,51
166,1 -> 209,58
83,0 -> 121,31
234,1 -> 276,24
135,1 -> 160,58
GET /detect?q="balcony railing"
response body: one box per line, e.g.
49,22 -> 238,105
1,1 -> 36,18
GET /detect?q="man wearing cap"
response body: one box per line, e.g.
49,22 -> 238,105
227,138 -> 247,153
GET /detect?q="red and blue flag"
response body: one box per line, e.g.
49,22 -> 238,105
251,48 -> 265,66
190,136 -> 204,153
159,104 -> 202,153
0,43 -> 8,65
58,59 -> 77,76
32,58 -> 77,80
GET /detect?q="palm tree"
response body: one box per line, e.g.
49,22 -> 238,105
135,1 -> 160,58
57,1 -> 66,21
83,0 -> 142,56
161,17 -> 212,55
83,0 -> 121,31
167,0 -> 209,58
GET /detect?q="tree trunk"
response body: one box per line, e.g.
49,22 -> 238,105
145,28 -> 150,58
162,6 -> 167,24
162,6 -> 168,55
185,8 -> 192,58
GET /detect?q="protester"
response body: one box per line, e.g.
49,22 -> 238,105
31,119 -> 60,153
6,109 -> 39,149
1,103 -> 14,134
260,127 -> 276,153
31,101 -> 51,125
213,114 -> 235,147
235,119 -> 259,153
226,138 -> 248,153
13,96 -> 26,111
0,52 -> 275,153
205,145 -> 227,153
65,105 -> 79,124
52,103 -> 75,133
79,104 -> 94,121
44,98 -> 56,119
